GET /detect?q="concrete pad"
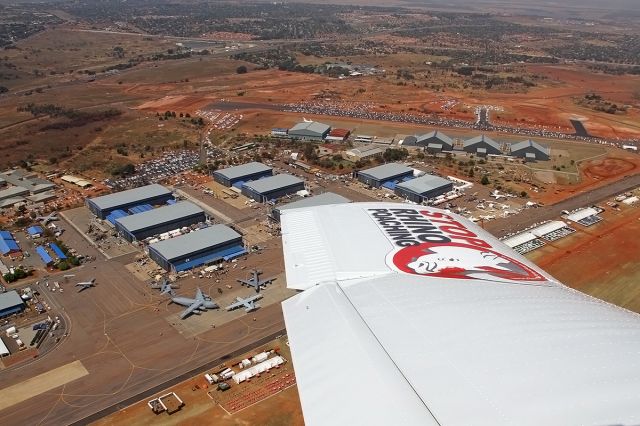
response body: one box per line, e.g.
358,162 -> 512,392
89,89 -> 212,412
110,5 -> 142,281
0,360 -> 88,411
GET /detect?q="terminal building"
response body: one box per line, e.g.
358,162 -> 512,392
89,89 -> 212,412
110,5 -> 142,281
288,121 -> 331,141
0,290 -> 25,318
272,192 -> 350,222
87,184 -> 173,219
242,174 -> 305,203
510,139 -> 550,161
114,201 -> 206,242
403,131 -> 453,153
148,225 -> 245,273
394,174 -> 453,203
357,163 -> 414,188
463,135 -> 502,156
213,162 -> 273,188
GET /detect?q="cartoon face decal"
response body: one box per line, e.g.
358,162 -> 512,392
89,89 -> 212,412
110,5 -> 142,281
392,242 -> 546,282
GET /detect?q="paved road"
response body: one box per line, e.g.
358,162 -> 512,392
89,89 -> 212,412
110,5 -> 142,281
486,173 -> 640,237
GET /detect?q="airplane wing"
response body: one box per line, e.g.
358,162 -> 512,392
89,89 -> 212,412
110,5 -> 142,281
226,297 -> 255,311
180,300 -> 204,319
280,203 -> 640,426
195,287 -> 204,301
244,294 -> 262,303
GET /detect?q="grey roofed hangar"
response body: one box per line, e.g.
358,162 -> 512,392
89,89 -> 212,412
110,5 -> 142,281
395,174 -> 452,195
114,201 -> 204,237
242,174 -> 304,194
358,163 -> 413,181
289,121 -> 330,135
148,224 -> 241,262
87,184 -> 172,218
214,162 -> 272,181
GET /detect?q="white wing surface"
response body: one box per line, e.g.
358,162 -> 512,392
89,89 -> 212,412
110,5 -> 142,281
280,203 -> 640,426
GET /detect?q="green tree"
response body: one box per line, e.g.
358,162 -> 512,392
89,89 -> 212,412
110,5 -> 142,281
481,175 -> 490,185
236,65 -> 248,74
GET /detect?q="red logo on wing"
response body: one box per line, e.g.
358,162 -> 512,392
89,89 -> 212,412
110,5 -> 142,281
392,242 -> 546,282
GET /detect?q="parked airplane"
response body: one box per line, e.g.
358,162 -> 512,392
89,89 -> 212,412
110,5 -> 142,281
171,288 -> 218,319
237,269 -> 276,293
76,278 -> 96,292
226,294 -> 263,312
150,278 -> 179,295
36,212 -> 58,225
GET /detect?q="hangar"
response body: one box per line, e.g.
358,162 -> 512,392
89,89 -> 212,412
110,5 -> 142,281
114,201 -> 206,242
0,186 -> 29,202
394,175 -> 453,203
463,135 -> 501,156
272,192 -> 350,222
0,231 -> 20,255
212,162 -> 273,187
242,174 -> 305,203
0,290 -> 25,318
357,163 -> 414,188
87,184 -> 173,219
344,146 -> 383,162
289,121 -> 331,141
510,139 -> 550,161
404,131 -> 453,152
148,224 -> 244,272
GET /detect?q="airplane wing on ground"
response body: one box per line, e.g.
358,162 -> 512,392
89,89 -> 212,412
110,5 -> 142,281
195,287 -> 205,301
225,299 -> 244,311
180,300 -> 204,319
280,203 -> 640,426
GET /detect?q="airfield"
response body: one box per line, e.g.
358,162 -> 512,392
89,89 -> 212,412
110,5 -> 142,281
0,8 -> 640,424
0,202 -> 290,425
93,336 -> 304,426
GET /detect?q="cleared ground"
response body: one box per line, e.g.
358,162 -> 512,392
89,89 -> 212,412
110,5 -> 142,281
527,201 -> 640,313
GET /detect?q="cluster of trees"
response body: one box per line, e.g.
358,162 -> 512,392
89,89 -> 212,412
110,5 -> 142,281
0,10 -> 62,48
577,93 -> 628,115
382,148 -> 409,162
62,1 -> 356,40
546,35 -> 640,65
155,110 -> 203,125
3,267 -> 32,283
110,163 -> 136,176
17,103 -> 122,130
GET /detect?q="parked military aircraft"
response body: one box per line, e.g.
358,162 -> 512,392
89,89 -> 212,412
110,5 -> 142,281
237,269 -> 276,293
150,278 -> 179,295
36,212 -> 58,225
225,294 -> 263,312
171,288 -> 218,319
76,278 -> 96,292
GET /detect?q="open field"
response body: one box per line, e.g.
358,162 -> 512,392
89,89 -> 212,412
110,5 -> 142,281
527,202 -> 640,313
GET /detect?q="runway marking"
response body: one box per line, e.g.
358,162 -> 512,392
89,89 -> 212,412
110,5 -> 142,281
0,360 -> 88,411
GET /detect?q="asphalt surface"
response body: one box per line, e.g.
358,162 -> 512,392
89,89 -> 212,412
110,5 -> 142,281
0,211 -> 288,426
69,328 -> 286,425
